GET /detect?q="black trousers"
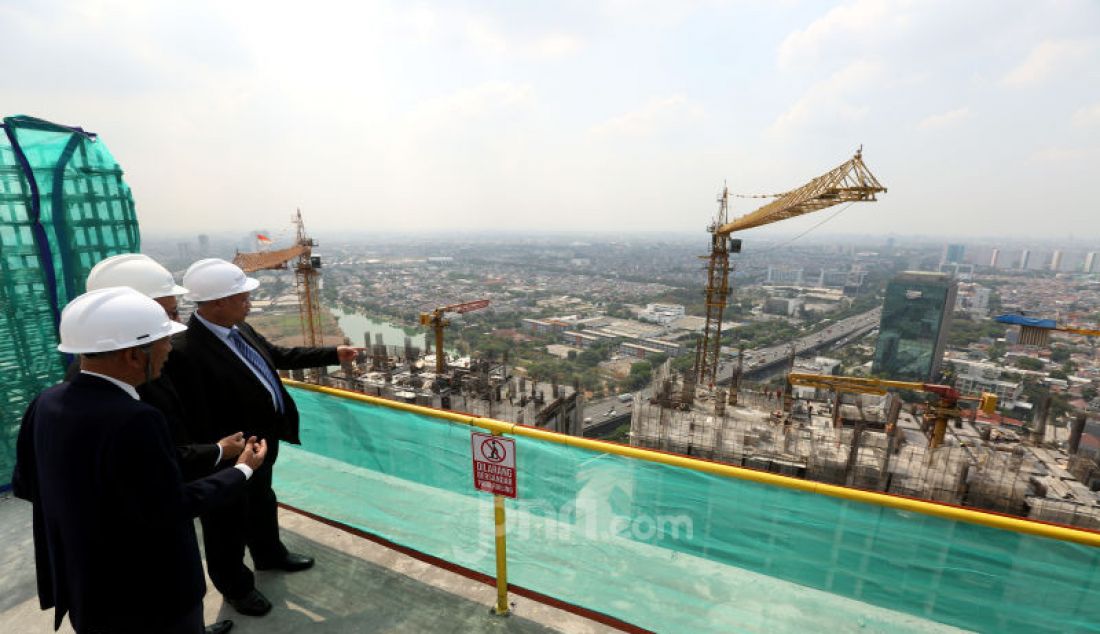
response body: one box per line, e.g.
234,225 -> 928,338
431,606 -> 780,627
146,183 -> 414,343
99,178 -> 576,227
201,438 -> 288,598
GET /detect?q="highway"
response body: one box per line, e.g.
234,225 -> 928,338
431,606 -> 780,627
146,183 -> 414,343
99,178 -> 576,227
578,307 -> 881,435
581,394 -> 634,437
716,307 -> 881,384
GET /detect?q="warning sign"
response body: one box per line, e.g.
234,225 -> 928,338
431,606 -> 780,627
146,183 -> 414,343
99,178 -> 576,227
471,432 -> 517,498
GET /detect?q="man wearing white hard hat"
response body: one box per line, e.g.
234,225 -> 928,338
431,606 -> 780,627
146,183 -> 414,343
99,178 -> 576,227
164,258 -> 360,617
83,253 -> 248,481
12,287 -> 268,634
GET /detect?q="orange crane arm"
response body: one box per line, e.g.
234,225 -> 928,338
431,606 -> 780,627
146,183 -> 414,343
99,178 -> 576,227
788,372 -> 996,413
1059,326 -> 1100,337
788,371 -> 998,449
439,299 -> 490,315
233,244 -> 309,273
787,372 -> 947,396
717,150 -> 886,236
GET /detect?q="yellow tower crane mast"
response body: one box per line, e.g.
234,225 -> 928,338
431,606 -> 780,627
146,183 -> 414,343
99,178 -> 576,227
695,150 -> 887,388
419,299 -> 490,374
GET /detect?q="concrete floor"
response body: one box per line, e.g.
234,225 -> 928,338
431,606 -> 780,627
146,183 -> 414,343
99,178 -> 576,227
0,493 -> 621,634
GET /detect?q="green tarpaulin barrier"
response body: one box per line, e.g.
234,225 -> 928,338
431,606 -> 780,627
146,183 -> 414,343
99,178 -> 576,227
0,115 -> 140,487
276,386 -> 1100,633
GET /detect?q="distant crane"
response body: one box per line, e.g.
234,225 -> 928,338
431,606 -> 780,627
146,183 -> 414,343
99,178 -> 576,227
995,313 -> 1100,447
233,209 -> 324,346
995,314 -> 1100,347
787,372 -> 997,449
695,150 -> 887,388
419,299 -> 490,373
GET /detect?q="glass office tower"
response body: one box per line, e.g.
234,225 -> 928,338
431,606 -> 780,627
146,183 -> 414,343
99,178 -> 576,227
872,271 -> 957,382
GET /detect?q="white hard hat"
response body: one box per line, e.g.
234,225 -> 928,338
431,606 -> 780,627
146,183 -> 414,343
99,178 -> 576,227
86,253 -> 188,298
183,258 -> 260,302
58,287 -> 188,354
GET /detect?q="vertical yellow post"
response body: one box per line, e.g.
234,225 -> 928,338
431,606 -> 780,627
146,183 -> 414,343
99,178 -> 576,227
930,413 -> 948,449
491,431 -> 510,616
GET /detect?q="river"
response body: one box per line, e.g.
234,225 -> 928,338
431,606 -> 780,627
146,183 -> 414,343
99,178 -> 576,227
330,307 -> 426,348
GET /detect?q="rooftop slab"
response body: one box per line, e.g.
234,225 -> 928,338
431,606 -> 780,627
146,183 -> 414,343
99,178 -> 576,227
0,493 -> 621,634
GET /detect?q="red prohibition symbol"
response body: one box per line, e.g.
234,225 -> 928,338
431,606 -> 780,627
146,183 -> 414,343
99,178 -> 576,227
481,438 -> 507,463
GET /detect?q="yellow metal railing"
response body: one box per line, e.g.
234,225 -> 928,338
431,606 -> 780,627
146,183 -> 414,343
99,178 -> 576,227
286,380 -> 1100,549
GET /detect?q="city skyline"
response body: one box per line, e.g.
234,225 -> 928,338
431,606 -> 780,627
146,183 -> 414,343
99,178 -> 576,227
4,1 -> 1098,239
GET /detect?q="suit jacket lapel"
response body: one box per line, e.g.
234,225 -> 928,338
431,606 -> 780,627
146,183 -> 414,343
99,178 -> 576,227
187,315 -> 258,377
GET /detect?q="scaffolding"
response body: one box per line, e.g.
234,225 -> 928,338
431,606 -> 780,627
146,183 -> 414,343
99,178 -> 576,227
629,383 -> 1100,529
0,116 -> 141,486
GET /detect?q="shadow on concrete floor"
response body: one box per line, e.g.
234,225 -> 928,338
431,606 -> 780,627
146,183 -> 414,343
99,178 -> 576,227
0,495 -> 617,634
215,525 -> 557,633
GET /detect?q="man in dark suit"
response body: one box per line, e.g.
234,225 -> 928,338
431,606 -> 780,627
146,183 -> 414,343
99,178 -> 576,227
13,287 -> 268,634
81,253 -> 247,481
165,258 -> 360,617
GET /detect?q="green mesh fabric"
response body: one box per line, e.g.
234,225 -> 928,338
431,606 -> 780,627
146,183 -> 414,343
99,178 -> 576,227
0,115 -> 140,487
277,386 -> 1100,633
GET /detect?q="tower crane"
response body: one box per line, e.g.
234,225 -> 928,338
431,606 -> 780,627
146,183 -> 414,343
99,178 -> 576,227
995,313 -> 1099,447
419,299 -> 490,373
995,314 -> 1100,347
695,150 -> 887,388
232,209 -> 324,346
787,372 -> 997,449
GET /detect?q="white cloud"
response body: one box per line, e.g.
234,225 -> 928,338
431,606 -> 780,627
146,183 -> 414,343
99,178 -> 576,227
1072,102 -> 1100,127
463,16 -> 510,56
777,0 -> 914,71
531,34 -> 583,59
918,107 -> 971,130
589,95 -> 704,137
461,16 -> 582,60
408,82 -> 536,127
768,60 -> 883,135
1002,38 -> 1095,86
1031,145 -> 1100,162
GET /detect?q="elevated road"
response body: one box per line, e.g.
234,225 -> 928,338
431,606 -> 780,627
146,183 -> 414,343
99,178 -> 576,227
716,307 -> 881,385
581,394 -> 634,438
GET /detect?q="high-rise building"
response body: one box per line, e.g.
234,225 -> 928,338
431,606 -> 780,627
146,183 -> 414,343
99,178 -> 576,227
1085,252 -> 1097,274
872,271 -> 958,382
989,248 -> 1000,268
1050,250 -> 1063,271
944,243 -> 966,264
1019,249 -> 1030,270
198,234 -> 210,254
765,266 -> 804,285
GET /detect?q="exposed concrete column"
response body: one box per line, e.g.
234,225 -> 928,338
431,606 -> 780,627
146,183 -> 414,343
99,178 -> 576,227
1031,391 -> 1052,445
1069,412 -> 1087,454
843,421 -> 865,487
879,425 -> 897,491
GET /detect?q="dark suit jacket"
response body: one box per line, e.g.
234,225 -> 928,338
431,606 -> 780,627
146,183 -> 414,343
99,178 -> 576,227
164,316 -> 338,445
11,373 -> 246,632
63,361 -> 222,481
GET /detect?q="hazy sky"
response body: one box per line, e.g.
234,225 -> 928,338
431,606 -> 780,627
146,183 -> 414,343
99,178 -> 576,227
3,1 -> 1098,241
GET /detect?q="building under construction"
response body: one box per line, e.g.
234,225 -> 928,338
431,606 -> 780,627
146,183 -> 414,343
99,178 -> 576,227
320,334 -> 583,435
630,359 -> 1100,530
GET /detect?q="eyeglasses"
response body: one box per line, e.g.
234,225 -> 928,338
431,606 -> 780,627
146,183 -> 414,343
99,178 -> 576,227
166,308 -> 181,319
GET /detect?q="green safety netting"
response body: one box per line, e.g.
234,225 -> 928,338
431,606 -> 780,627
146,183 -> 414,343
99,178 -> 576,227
0,115 -> 140,487
278,386 -> 1100,634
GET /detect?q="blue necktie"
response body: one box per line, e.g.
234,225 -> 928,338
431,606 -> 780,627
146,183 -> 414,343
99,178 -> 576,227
228,329 -> 285,413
